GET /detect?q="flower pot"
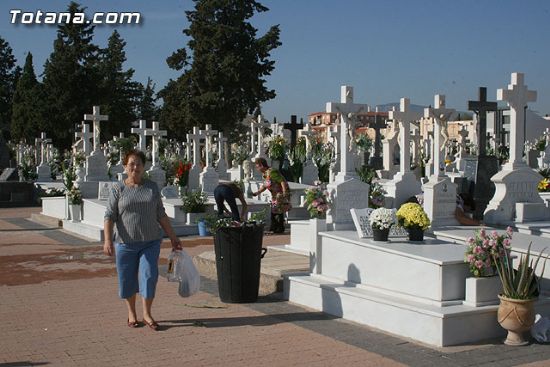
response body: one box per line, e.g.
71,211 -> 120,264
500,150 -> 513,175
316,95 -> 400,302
69,204 -> 81,222
372,227 -> 390,241
197,219 -> 210,237
497,295 -> 536,346
407,227 -> 424,241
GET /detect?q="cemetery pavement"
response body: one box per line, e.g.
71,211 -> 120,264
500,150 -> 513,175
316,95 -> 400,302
2,207 -> 550,366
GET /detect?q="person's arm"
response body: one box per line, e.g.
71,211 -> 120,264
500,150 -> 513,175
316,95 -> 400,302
159,216 -> 183,251
103,219 -> 114,256
252,185 -> 266,197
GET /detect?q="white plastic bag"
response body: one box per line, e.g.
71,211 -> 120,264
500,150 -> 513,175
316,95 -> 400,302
166,250 -> 200,297
531,314 -> 550,343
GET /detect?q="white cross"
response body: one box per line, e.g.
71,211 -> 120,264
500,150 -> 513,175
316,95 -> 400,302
424,95 -> 456,178
75,122 -> 93,156
497,72 -> 537,168
38,132 -> 52,166
83,106 -> 109,154
389,98 -> 422,174
326,85 -> 369,180
187,127 -> 202,168
300,124 -> 316,160
249,120 -> 258,157
255,115 -> 271,159
130,119 -> 150,152
216,132 -> 229,171
144,121 -> 167,168
199,124 -> 219,169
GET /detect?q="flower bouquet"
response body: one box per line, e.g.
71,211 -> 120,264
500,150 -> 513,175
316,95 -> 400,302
369,208 -> 396,241
303,185 -> 330,219
67,186 -> 83,205
174,160 -> 192,192
396,202 -> 430,241
465,227 -> 513,277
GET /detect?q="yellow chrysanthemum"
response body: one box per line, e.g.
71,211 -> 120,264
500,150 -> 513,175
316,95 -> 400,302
396,203 -> 431,230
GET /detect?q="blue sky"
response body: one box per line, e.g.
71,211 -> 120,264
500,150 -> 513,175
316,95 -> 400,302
1,0 -> 549,123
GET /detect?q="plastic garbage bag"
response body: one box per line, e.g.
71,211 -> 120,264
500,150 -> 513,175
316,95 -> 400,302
166,250 -> 200,297
531,314 -> 550,343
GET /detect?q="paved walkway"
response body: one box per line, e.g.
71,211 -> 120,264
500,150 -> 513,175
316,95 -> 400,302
1,207 -> 550,366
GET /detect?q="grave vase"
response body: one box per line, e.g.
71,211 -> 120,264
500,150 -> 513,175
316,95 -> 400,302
407,227 -> 424,242
69,204 -> 81,222
372,227 -> 390,242
497,295 -> 536,346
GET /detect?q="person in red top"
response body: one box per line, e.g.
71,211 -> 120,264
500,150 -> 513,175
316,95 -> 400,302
252,158 -> 291,233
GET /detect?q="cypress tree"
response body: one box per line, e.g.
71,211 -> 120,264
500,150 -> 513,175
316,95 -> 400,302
0,36 -> 20,140
136,77 -> 159,122
159,0 -> 281,140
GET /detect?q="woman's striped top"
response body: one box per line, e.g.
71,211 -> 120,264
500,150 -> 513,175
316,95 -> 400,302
104,179 -> 167,244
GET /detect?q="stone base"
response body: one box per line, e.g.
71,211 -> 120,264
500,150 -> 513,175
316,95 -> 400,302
326,177 -> 369,230
423,176 -> 459,228
381,172 -> 422,209
464,276 -> 502,307
147,166 -> 166,189
199,168 -> 219,195
516,202 -> 550,222
36,164 -> 52,182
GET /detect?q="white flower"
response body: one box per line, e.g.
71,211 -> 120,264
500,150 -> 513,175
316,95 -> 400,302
369,208 -> 396,230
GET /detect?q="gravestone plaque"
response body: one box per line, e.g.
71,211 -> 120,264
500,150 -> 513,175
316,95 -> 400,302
462,158 -> 478,182
350,207 -> 408,238
161,185 -> 179,199
98,181 -> 115,201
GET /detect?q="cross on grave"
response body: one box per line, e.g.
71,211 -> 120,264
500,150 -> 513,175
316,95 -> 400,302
144,121 -> 167,168
468,87 -> 497,157
283,115 -> 304,150
249,119 -> 258,157
83,106 -> 109,155
389,98 -> 422,174
216,131 -> 229,173
75,122 -> 93,156
300,124 -> 316,160
326,85 -> 369,180
199,124 -> 218,169
456,124 -> 469,157
368,108 -> 386,170
424,95 -> 456,179
497,72 -> 537,169
38,132 -> 52,166
255,115 -> 271,159
187,127 -> 202,168
131,120 -> 150,152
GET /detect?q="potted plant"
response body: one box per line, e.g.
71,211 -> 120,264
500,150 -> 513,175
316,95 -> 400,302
464,227 -> 513,277
492,243 -> 547,346
67,186 -> 83,222
396,202 -> 430,241
173,160 -> 192,196
181,190 -> 208,226
369,208 -> 395,242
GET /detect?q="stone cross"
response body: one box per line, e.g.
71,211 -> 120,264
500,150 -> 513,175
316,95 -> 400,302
83,106 -> 108,155
216,131 -> 229,173
368,108 -> 386,170
249,119 -> 258,157
283,115 -> 304,150
468,87 -> 497,157
457,125 -> 469,157
300,124 -> 316,160
144,121 -> 167,168
187,127 -> 202,168
389,98 -> 422,174
38,132 -> 51,166
131,120 -> 150,152
326,85 -> 369,180
424,95 -> 456,179
497,72 -> 537,169
328,124 -> 341,183
75,122 -> 93,156
199,124 -> 218,169
255,115 -> 271,159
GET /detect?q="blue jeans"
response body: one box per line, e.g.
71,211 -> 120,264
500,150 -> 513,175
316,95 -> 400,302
115,239 -> 161,299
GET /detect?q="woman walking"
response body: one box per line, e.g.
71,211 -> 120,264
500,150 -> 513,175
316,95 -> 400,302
103,149 -> 182,330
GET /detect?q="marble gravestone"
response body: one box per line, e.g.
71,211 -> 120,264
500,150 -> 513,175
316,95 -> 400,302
144,121 -> 167,189
325,86 -> 370,230
36,132 -> 52,182
484,73 -> 549,224
422,95 -> 459,227
384,98 -> 423,208
199,124 -> 220,194
299,125 -> 319,185
84,106 -> 110,182
187,127 -> 202,191
468,87 -> 499,220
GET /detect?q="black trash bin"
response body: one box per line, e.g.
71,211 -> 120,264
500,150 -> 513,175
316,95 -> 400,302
213,223 -> 267,303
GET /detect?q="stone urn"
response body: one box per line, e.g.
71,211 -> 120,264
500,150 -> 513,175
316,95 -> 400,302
69,204 -> 82,222
497,295 -> 536,346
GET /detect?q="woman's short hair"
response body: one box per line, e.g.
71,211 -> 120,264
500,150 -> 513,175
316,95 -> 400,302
254,157 -> 269,168
123,149 -> 146,166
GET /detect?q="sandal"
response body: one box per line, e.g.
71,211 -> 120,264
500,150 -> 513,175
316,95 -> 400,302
143,319 -> 159,331
127,319 -> 140,328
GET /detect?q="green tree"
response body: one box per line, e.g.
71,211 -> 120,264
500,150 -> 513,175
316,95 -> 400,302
42,2 -> 100,149
98,30 -> 140,138
11,53 -> 45,142
159,0 -> 281,140
0,36 -> 20,140
136,77 -> 159,122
